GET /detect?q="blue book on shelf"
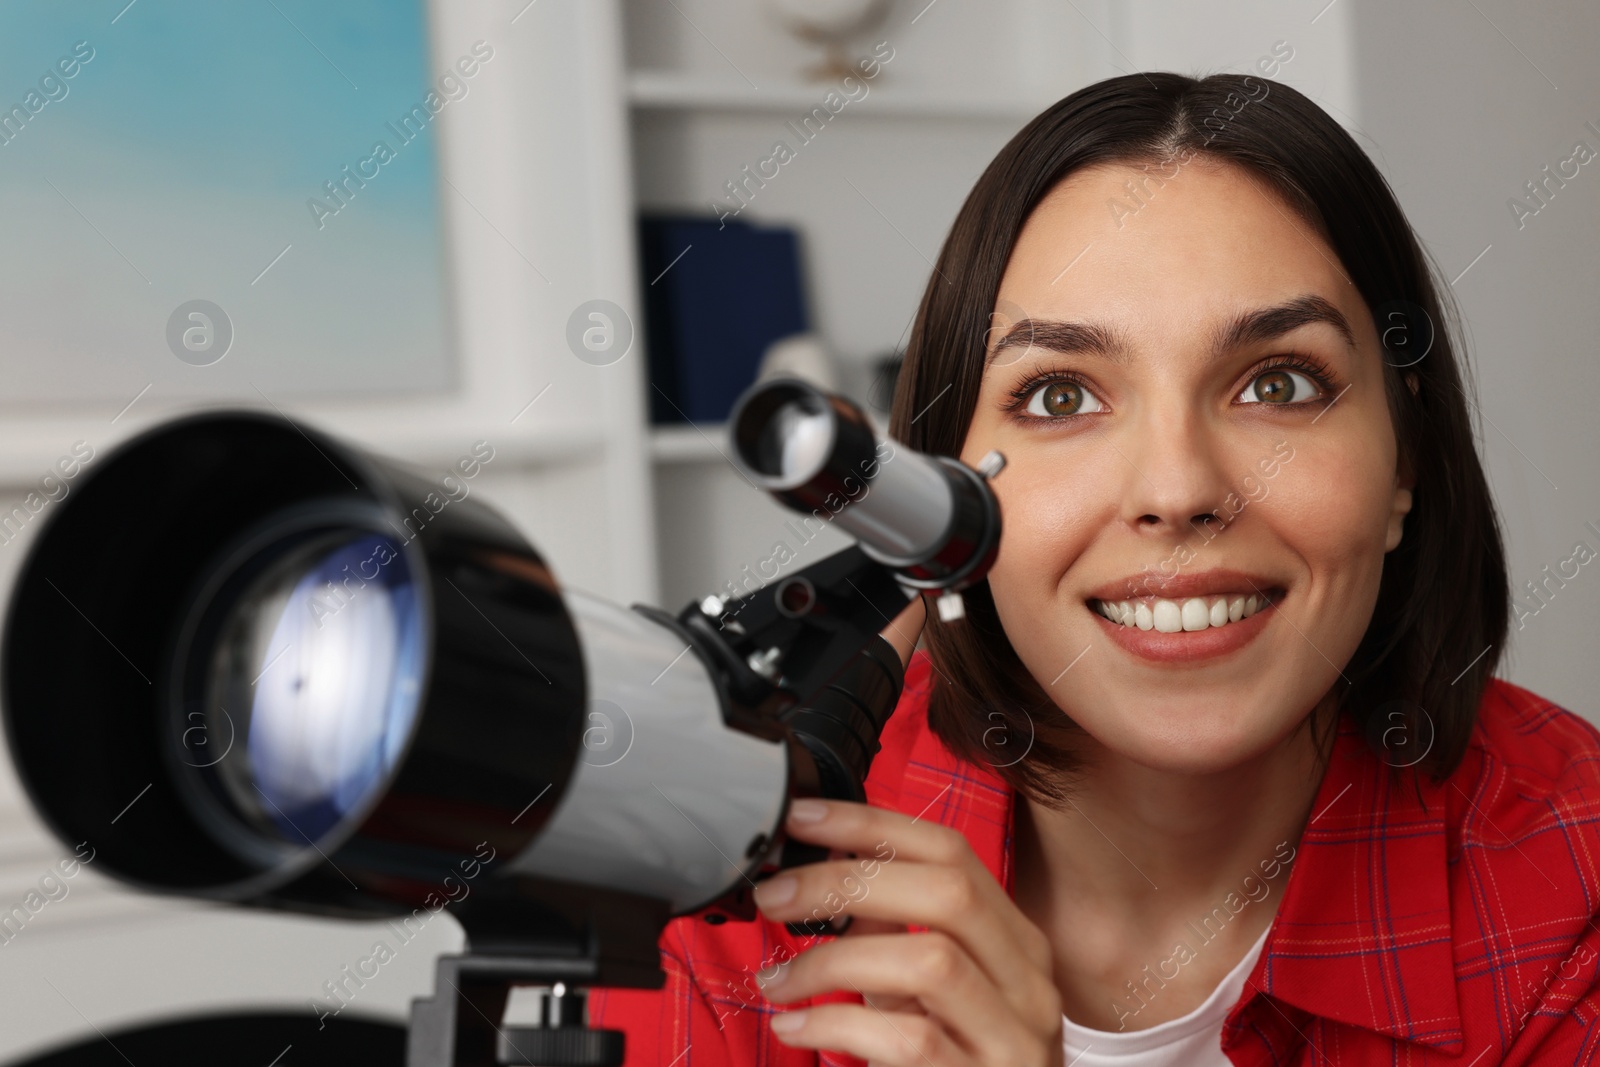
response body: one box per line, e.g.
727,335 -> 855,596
638,214 -> 809,424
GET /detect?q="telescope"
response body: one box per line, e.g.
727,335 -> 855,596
0,379 -> 1003,1067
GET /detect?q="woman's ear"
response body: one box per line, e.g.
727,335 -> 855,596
1386,449 -> 1416,553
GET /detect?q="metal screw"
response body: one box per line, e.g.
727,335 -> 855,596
936,591 -> 966,622
746,646 -> 781,680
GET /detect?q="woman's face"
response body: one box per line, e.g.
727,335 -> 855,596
959,158 -> 1414,774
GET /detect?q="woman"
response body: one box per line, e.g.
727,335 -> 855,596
592,71 -> 1600,1065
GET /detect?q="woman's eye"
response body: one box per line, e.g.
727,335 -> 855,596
1024,379 -> 1105,418
1237,367 -> 1322,405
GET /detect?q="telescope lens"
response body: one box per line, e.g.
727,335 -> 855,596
750,395 -> 832,484
181,530 -> 425,852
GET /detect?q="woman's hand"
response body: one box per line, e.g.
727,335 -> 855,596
752,798 -> 1064,1067
880,595 -> 927,669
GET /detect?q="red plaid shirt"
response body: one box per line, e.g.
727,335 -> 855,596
591,651 -> 1600,1065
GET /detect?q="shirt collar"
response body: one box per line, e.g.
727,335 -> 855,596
1242,714 -> 1463,1053
884,653 -> 1463,1053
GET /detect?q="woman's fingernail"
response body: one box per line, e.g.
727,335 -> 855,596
754,874 -> 796,908
770,1009 -> 807,1035
789,798 -> 827,823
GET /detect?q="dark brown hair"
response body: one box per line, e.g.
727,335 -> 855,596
888,72 -> 1509,804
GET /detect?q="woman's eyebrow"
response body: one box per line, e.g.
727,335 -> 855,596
1212,294 -> 1357,354
987,294 -> 1356,365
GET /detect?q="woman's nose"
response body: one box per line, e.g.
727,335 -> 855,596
1113,410 -> 1234,539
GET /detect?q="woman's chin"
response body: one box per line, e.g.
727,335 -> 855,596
1075,703 -> 1290,776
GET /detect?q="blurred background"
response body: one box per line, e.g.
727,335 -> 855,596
0,0 -> 1594,1060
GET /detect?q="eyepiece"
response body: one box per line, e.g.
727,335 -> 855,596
729,378 -> 1001,590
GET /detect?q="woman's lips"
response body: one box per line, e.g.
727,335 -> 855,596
1085,588 -> 1284,663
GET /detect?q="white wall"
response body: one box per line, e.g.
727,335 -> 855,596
1346,0 -> 1599,720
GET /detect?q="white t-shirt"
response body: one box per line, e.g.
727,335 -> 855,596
1060,925 -> 1270,1066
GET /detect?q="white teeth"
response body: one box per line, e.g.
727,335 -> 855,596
1091,592 -> 1271,632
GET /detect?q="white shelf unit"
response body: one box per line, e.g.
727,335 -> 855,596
627,70 -> 1052,120
649,421 -> 734,463
620,0 -> 1100,612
